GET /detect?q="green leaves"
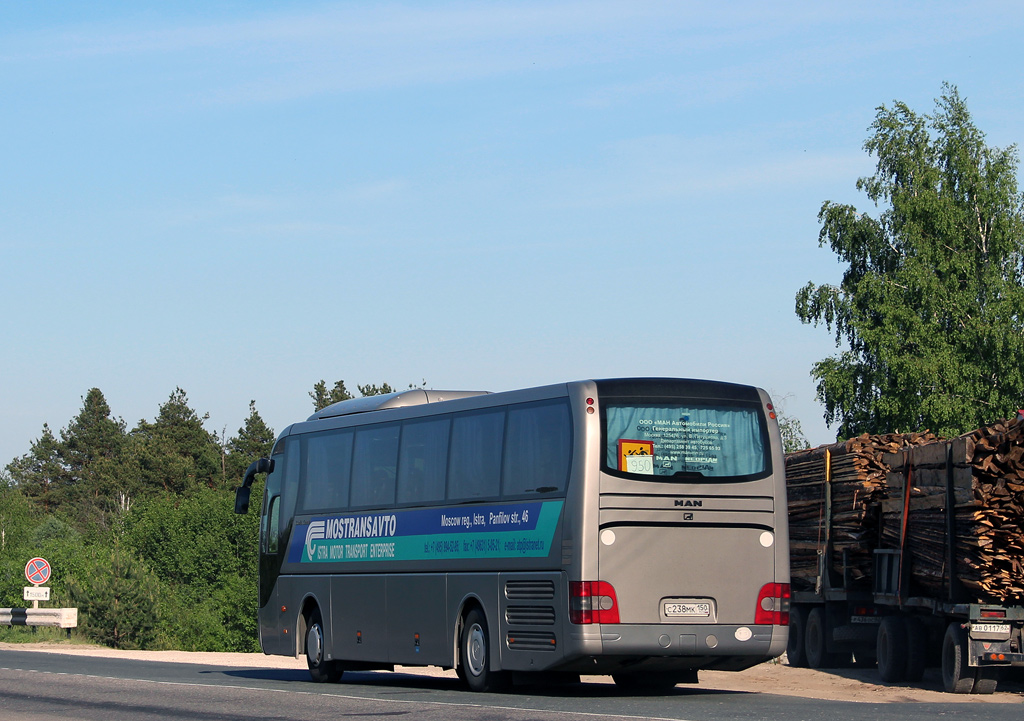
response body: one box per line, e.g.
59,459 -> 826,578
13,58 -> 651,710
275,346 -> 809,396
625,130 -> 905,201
309,378 -> 400,411
798,84 -> 1024,438
3,389 -> 272,651
5,377 -> 417,651
68,544 -> 160,650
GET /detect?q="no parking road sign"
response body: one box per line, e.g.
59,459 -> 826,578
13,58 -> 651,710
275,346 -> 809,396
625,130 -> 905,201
25,557 -> 51,586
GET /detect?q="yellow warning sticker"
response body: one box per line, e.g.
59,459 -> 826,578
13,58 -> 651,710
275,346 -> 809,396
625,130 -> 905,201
618,440 -> 655,474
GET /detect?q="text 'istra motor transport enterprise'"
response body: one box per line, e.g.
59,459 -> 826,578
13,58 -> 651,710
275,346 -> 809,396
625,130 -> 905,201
290,500 -> 564,564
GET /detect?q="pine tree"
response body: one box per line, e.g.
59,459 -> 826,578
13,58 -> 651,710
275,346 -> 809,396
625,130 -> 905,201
225,401 -> 276,485
131,388 -> 221,495
5,424 -> 66,511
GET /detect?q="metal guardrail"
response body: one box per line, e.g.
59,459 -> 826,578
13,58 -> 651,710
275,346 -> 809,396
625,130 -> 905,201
1,607 -> 78,629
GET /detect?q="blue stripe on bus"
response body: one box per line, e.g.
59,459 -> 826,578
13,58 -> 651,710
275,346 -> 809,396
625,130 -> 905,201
289,500 -> 563,564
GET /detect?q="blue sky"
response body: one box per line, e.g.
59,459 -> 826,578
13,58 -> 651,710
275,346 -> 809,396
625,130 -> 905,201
2,1 -> 1023,465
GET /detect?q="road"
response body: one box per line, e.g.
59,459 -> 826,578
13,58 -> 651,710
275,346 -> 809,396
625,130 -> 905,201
0,648 -> 1022,721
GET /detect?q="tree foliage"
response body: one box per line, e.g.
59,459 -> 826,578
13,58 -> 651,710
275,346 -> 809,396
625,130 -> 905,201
224,401 -> 276,485
68,544 -> 161,649
130,388 -> 222,495
1,380 -> 406,651
796,84 -> 1024,438
6,424 -> 65,511
778,412 -> 809,454
310,379 -> 354,411
3,387 -> 271,650
309,378 -> 401,411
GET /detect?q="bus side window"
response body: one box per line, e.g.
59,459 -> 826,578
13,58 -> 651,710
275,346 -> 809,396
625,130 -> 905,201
301,431 -> 354,512
448,408 -> 505,500
266,496 -> 281,553
503,399 -> 572,496
351,423 -> 400,508
261,442 -> 284,554
279,441 -> 301,544
397,417 -> 450,505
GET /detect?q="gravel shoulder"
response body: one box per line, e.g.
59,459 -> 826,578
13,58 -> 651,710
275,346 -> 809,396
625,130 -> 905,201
2,642 -> 1022,704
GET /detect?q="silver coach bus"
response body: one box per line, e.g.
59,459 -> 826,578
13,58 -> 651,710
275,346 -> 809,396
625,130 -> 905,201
234,378 -> 790,691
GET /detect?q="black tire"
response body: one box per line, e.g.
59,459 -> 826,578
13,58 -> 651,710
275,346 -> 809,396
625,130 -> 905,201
612,670 -> 694,693
787,605 -> 809,668
904,616 -> 928,682
805,607 -> 841,668
973,668 -> 998,695
942,622 -> 975,694
876,616 -> 908,683
305,609 -> 343,683
459,608 -> 509,692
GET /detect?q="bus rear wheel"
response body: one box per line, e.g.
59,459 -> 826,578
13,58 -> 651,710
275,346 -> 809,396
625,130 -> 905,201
305,609 -> 343,683
459,608 -> 509,693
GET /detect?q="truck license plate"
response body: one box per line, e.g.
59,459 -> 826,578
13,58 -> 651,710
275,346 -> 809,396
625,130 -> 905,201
971,623 -> 1010,635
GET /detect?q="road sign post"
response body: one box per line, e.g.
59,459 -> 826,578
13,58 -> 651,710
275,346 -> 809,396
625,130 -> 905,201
1,557 -> 77,637
25,557 -> 52,610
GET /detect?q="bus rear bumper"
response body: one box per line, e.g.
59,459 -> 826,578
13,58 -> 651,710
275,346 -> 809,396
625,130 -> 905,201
563,623 -> 784,673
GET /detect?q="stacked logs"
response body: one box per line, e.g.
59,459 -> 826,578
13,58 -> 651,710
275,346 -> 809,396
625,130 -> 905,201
879,417 -> 1024,604
786,432 -> 939,592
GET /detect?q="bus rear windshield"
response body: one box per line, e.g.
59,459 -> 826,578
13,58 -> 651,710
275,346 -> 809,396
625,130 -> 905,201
604,402 -> 768,480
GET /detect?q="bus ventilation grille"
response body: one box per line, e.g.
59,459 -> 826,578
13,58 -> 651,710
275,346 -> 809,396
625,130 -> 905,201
504,580 -> 555,600
505,605 -> 557,625
506,631 -> 557,652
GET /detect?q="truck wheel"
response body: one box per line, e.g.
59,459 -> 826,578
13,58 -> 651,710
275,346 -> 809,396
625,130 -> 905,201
904,616 -> 927,682
972,668 -> 998,694
942,622 -> 975,694
805,607 -> 841,668
876,616 -> 908,682
787,605 -> 809,668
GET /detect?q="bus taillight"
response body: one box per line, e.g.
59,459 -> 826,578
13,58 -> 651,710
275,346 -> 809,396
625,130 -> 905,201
755,583 -> 791,625
569,581 -> 620,624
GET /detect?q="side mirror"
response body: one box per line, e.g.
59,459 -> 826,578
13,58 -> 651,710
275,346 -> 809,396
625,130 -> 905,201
234,485 -> 252,514
233,457 -> 275,514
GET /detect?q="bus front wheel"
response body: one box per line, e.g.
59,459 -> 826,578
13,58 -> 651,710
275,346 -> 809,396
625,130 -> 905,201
305,609 -> 343,683
459,608 -> 509,692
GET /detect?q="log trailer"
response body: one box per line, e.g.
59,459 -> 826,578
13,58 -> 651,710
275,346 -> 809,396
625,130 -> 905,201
786,441 -> 1024,694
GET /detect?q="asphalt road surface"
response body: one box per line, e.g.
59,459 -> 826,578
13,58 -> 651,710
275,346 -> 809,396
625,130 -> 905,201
1,648 -> 1022,721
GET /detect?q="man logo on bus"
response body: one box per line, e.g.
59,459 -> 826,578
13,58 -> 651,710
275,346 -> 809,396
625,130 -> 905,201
306,520 -> 326,558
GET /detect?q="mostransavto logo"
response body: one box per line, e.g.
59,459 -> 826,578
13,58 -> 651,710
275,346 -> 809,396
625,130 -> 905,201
305,520 -> 326,558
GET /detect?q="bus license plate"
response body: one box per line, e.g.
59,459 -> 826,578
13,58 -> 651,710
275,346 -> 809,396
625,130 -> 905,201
664,602 -> 711,617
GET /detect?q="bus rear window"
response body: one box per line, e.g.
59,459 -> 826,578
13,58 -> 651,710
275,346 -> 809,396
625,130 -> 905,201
604,403 -> 767,480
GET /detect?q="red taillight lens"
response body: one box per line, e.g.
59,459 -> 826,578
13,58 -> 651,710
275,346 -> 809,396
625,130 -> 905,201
755,583 -> 790,625
569,581 -> 620,624
980,608 -> 1007,619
